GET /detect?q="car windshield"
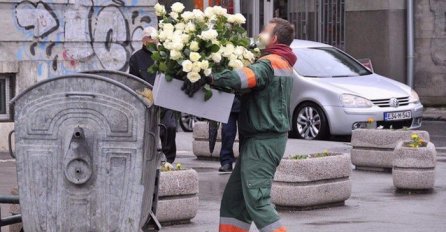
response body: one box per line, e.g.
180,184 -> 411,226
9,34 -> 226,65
293,47 -> 372,78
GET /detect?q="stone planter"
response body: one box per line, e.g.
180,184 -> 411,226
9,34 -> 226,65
156,169 -> 199,225
153,75 -> 235,123
393,141 -> 437,190
192,122 -> 239,160
351,129 -> 430,172
271,153 -> 352,209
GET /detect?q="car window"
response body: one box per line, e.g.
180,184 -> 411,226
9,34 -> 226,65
293,47 -> 372,78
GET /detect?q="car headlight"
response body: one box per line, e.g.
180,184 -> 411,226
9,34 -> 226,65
409,89 -> 420,103
340,94 -> 373,108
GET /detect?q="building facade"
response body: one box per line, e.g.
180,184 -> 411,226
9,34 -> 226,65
0,0 -> 445,151
0,0 -> 157,151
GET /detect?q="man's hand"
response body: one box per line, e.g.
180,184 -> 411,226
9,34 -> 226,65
181,76 -> 212,97
136,88 -> 154,106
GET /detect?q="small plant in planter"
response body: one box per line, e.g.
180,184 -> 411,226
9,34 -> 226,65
351,129 -> 430,172
392,133 -> 437,191
157,163 -> 199,225
272,151 -> 352,209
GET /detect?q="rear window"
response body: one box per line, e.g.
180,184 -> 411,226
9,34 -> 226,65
293,47 -> 372,78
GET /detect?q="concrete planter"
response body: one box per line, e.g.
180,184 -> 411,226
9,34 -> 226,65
393,141 -> 437,190
351,129 -> 430,172
271,153 -> 352,209
156,169 -> 199,225
153,75 -> 235,123
192,122 -> 239,160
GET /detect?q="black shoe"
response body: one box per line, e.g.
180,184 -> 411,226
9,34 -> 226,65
218,164 -> 233,172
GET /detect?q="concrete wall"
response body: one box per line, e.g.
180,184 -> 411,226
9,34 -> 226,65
414,0 -> 446,106
345,0 -> 407,84
0,0 -> 157,151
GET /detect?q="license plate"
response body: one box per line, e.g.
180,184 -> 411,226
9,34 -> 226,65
384,111 -> 412,121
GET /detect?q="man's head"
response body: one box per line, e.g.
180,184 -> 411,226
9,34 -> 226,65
259,18 -> 295,47
142,26 -> 158,46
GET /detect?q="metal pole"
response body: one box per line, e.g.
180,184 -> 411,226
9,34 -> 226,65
407,0 -> 414,88
234,0 -> 241,13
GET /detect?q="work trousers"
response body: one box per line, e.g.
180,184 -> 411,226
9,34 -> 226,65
219,134 -> 287,232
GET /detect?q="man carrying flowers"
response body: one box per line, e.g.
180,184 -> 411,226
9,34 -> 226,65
210,18 -> 296,232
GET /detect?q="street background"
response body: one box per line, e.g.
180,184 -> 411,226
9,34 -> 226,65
1,117 -> 445,232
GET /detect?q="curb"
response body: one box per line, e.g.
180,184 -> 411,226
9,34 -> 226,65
422,116 -> 446,122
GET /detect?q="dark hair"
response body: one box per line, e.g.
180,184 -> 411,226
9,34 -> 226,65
270,18 -> 295,45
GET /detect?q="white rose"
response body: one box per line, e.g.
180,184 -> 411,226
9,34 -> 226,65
181,34 -> 190,43
154,3 -> 166,16
182,60 -> 193,72
175,23 -> 185,31
229,54 -> 237,61
204,68 -> 212,76
204,7 -> 215,18
192,9 -> 205,22
170,50 -> 182,60
171,2 -> 185,13
158,30 -> 173,42
192,62 -> 202,73
171,40 -> 184,51
243,50 -> 255,61
190,41 -> 200,51
189,52 -> 201,62
185,22 -> 196,33
234,46 -> 244,56
211,52 -> 222,63
243,59 -> 252,66
229,59 -> 244,69
212,6 -> 227,16
169,11 -> 179,20
187,72 -> 201,83
162,23 -> 174,32
228,13 -> 246,24
163,41 -> 173,50
200,60 -> 209,69
200,29 -> 218,41
211,39 -> 220,45
222,44 -> 235,57
181,11 -> 194,21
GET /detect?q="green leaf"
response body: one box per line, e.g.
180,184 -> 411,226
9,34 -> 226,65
159,62 -> 167,72
151,52 -> 161,61
165,74 -> 173,82
147,43 -> 157,52
209,44 -> 220,53
203,84 -> 213,101
147,64 -> 158,74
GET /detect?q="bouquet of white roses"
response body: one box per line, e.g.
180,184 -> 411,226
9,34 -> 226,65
148,2 -> 259,101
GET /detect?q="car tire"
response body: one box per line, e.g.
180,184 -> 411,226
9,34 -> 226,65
291,102 -> 330,140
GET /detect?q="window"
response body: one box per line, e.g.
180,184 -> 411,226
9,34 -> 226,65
0,74 -> 15,122
293,47 -> 371,78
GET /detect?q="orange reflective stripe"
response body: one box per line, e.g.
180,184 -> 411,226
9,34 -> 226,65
273,226 -> 287,232
219,224 -> 249,232
241,67 -> 256,88
260,54 -> 291,70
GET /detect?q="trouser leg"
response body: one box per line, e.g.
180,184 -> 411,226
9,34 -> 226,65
220,113 -> 238,166
219,150 -> 252,232
240,136 -> 288,232
160,109 -> 177,163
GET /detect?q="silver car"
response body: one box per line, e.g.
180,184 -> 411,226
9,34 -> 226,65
290,40 -> 423,140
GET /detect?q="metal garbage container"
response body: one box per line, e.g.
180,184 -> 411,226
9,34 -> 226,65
10,73 -> 161,231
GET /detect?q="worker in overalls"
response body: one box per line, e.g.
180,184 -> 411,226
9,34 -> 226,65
212,18 -> 296,232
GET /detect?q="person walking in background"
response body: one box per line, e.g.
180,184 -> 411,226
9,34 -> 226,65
129,26 -> 177,164
219,96 -> 240,172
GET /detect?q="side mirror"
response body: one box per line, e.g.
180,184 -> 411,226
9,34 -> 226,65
358,58 -> 374,72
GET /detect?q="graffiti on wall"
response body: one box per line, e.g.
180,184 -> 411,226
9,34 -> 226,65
13,0 -> 156,77
430,0 -> 446,66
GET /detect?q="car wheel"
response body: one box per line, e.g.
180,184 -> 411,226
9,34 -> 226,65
292,102 -> 330,140
179,113 -> 199,132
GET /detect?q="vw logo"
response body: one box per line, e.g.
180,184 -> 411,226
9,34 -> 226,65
389,98 -> 400,107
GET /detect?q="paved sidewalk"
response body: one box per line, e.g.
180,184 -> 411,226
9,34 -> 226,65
423,107 -> 446,121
